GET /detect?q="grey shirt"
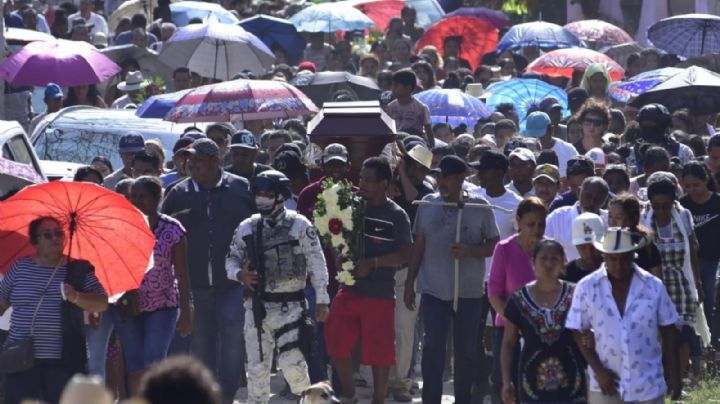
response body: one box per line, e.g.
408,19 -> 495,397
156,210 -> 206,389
413,193 -> 499,301
345,199 -> 412,300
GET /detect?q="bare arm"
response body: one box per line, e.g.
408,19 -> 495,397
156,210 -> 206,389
488,296 -> 507,321
0,301 -> 8,316
424,124 -> 435,148
404,235 -> 426,311
572,330 -> 618,396
689,233 -> 702,298
68,289 -> 108,313
501,321 -> 520,387
660,324 -> 681,400
373,243 -> 412,269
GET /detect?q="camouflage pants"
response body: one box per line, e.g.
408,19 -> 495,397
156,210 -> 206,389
244,300 -> 310,404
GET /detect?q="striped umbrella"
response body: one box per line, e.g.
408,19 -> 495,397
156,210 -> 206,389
164,79 -> 318,122
526,48 -> 625,81
414,88 -> 492,129
608,67 -> 684,104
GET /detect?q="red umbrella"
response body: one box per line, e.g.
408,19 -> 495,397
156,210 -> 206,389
346,0 -> 403,32
525,48 -> 625,81
564,19 -> 633,49
415,16 -> 499,71
0,182 -> 155,299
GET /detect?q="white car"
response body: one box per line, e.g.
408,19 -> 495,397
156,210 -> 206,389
31,106 -> 205,180
0,120 -> 47,198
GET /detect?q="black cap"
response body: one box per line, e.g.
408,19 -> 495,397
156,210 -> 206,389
566,155 -> 595,177
567,87 -> 589,112
273,151 -> 305,177
230,130 -> 258,149
468,149 -> 509,172
433,155 -> 467,176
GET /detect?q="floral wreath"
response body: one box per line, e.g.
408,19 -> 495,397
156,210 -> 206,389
313,178 -> 363,286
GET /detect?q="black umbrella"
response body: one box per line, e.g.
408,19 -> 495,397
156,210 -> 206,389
289,71 -> 381,107
629,66 -> 720,115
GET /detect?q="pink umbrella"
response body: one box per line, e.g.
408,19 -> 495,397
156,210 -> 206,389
564,20 -> 633,50
0,39 -> 121,87
525,48 -> 625,81
165,78 -> 318,123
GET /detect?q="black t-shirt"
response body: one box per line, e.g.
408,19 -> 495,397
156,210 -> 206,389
573,140 -> 587,155
393,180 -> 434,225
680,193 -> 720,260
346,199 -> 412,300
563,259 -> 595,284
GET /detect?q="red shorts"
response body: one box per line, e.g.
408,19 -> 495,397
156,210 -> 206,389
324,289 -> 396,367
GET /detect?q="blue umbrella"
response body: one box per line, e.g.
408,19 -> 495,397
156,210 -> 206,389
415,88 -> 492,129
170,1 -> 240,27
608,67 -> 684,104
135,89 -> 192,119
484,79 -> 569,125
497,21 -> 581,53
648,14 -> 720,58
290,2 -> 375,33
240,14 -> 306,59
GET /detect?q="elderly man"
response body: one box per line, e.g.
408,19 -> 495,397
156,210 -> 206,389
111,71 -> 148,109
566,227 -> 681,403
545,176 -> 609,262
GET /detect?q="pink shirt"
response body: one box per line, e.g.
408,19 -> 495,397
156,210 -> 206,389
487,234 -> 535,327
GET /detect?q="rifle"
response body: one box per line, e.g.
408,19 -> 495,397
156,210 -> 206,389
243,218 -> 267,361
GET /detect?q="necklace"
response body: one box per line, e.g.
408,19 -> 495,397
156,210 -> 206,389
529,282 -> 562,308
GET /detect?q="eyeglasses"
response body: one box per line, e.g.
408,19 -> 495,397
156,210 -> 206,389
582,118 -> 607,127
39,229 -> 64,240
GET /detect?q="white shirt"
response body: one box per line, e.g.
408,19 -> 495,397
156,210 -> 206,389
69,12 -> 109,36
544,202 -> 607,262
111,94 -> 134,109
468,186 -> 521,280
566,265 -> 679,402
548,138 -> 579,178
506,182 -> 535,198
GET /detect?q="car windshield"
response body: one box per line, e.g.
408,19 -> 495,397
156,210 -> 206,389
34,126 -> 176,169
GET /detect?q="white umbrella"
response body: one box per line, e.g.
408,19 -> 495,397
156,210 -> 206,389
158,22 -> 275,80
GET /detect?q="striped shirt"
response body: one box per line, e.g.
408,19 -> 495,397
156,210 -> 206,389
0,257 -> 106,359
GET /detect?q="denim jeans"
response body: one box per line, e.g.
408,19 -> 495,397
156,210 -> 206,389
5,359 -> 74,404
421,294 -> 483,404
85,307 -> 115,380
170,284 -> 245,403
303,284 -> 328,383
111,307 -> 179,373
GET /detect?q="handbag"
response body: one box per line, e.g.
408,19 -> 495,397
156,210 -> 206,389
117,289 -> 141,322
0,261 -> 61,374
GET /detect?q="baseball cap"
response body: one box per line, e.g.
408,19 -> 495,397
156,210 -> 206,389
298,61 -> 316,73
468,149 -> 508,172
539,97 -> 562,113
45,83 -> 63,100
509,147 -> 536,164
118,131 -> 145,154
434,155 -> 467,176
187,138 -> 219,158
572,212 -> 605,246
229,130 -> 258,149
585,147 -> 607,170
567,87 -> 589,112
182,131 -> 207,140
566,155 -> 595,177
524,111 -> 551,138
532,164 -> 560,183
322,143 -> 349,164
273,151 -> 305,177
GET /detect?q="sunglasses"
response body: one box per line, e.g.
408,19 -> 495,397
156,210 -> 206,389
39,229 -> 65,240
582,118 -> 607,127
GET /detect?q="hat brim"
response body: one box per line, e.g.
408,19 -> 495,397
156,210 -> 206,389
117,82 -> 149,92
119,146 -> 145,154
229,143 -> 258,150
323,156 -> 348,164
523,128 -> 546,138
573,236 -> 597,246
533,174 -> 559,183
592,240 -> 641,254
408,154 -> 432,170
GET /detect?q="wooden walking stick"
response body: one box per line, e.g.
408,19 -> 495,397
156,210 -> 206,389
413,199 -> 510,311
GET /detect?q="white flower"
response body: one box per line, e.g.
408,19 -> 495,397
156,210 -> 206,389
336,207 -> 354,231
342,260 -> 354,271
321,186 -> 339,208
336,270 -> 356,286
314,215 -> 330,237
330,233 -> 345,249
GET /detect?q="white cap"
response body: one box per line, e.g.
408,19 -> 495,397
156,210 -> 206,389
572,212 -> 605,246
585,147 -> 606,170
509,147 -> 536,164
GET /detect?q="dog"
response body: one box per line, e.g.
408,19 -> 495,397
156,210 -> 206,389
298,382 -> 340,404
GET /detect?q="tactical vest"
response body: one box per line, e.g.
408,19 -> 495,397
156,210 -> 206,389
251,211 -> 307,291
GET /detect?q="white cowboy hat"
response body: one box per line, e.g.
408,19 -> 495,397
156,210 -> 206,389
593,227 -> 643,254
407,144 -> 432,170
117,71 -> 149,92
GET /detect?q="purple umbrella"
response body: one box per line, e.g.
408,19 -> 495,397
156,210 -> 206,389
444,7 -> 511,28
0,39 -> 121,87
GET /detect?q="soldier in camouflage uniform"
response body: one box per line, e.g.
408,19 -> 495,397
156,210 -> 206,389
226,170 -> 330,404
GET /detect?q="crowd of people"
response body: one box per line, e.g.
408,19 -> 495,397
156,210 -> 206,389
1,1 -> 720,404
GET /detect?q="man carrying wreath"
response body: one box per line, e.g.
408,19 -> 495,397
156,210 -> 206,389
324,157 -> 413,404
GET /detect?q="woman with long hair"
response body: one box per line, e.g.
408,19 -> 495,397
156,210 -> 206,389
65,84 -> 107,108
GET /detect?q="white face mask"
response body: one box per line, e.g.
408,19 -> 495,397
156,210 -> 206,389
255,196 -> 276,213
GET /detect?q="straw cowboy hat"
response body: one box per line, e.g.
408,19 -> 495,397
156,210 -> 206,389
117,71 -> 149,92
593,227 -> 645,254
